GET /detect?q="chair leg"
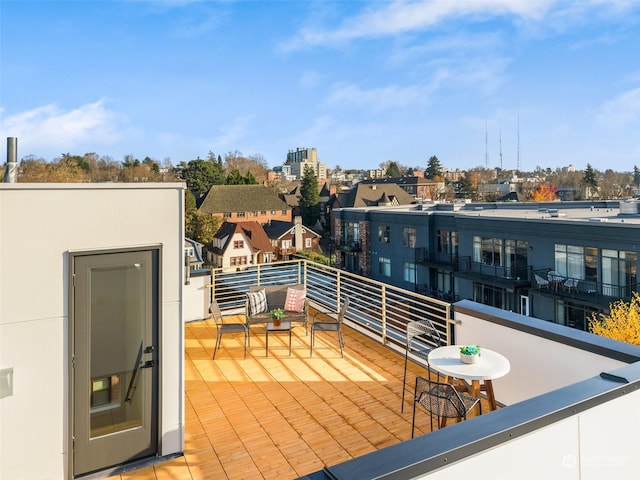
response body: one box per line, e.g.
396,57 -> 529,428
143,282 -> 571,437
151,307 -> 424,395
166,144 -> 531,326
411,394 -> 417,438
213,331 -> 221,359
309,329 -> 314,357
338,329 -> 344,358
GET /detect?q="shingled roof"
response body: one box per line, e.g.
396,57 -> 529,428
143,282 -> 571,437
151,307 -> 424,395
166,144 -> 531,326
198,185 -> 289,214
212,221 -> 274,254
333,182 -> 416,209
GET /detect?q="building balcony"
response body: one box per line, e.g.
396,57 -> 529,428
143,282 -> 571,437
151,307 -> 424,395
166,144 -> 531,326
119,260 -> 640,480
334,237 -> 362,253
413,248 -> 460,271
532,268 -> 639,304
456,257 -> 532,287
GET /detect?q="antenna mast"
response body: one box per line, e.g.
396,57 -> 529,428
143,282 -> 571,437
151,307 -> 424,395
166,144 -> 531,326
499,125 -> 503,170
517,115 -> 521,172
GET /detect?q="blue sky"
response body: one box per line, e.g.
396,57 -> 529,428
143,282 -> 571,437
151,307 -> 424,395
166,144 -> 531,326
1,0 -> 639,173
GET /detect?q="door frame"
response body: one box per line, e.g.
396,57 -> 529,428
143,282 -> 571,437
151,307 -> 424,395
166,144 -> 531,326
68,245 -> 162,478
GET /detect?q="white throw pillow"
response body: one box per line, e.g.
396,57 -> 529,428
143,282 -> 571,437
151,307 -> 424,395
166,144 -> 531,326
247,289 -> 268,315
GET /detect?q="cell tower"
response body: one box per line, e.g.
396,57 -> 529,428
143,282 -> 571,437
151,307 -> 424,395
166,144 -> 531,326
517,115 -> 521,172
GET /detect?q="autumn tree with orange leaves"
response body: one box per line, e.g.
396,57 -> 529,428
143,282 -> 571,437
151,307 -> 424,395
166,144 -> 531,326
531,183 -> 558,201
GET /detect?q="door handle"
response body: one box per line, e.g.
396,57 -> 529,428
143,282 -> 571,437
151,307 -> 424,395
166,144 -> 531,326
144,345 -> 155,354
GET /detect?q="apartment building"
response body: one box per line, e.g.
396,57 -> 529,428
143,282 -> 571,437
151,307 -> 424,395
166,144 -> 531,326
333,200 -> 640,331
285,147 -> 327,180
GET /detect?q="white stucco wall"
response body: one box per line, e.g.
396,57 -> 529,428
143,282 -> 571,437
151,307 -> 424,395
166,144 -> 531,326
0,183 -> 185,480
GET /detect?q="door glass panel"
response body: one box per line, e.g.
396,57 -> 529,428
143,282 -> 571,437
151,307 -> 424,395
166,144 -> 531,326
90,263 -> 145,438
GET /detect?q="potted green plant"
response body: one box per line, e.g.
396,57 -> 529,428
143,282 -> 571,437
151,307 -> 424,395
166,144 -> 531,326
270,308 -> 285,326
459,345 -> 480,364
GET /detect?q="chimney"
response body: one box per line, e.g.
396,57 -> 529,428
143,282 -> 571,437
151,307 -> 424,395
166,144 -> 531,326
294,216 -> 303,252
3,137 -> 18,183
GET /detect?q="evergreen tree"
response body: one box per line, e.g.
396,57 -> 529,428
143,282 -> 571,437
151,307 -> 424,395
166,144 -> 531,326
245,170 -> 258,184
226,167 -> 245,185
633,165 -> 640,187
426,155 -> 443,180
582,163 -> 598,199
385,161 -> 401,178
299,165 -> 319,227
182,157 -> 224,197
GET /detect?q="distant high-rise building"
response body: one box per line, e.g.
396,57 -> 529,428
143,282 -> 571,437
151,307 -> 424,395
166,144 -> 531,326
285,147 -> 327,180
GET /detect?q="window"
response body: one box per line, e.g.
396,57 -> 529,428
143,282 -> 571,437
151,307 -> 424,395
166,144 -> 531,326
261,211 -> 266,215
91,375 -> 120,410
379,257 -> 391,276
554,244 -> 597,282
345,222 -> 359,243
230,256 -> 248,266
305,238 -> 312,248
271,210 -> 276,215
403,262 -> 415,282
237,212 -> 246,218
474,236 -> 528,273
473,283 -> 511,310
402,227 -> 416,248
438,230 -> 458,255
253,211 -> 258,216
281,210 -> 287,215
602,249 -> 637,297
282,240 -> 292,249
223,212 -> 232,218
378,225 -> 390,243
233,240 -> 244,249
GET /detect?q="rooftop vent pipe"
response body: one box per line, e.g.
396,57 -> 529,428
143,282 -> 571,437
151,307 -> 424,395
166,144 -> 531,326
3,137 -> 18,183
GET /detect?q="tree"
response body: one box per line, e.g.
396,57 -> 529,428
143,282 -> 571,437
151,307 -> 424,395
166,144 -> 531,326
226,167 -> 245,185
589,292 -> 640,345
385,161 -> 401,178
633,165 -> 640,187
299,165 -> 319,227
531,183 -> 558,201
582,163 -> 598,199
425,155 -> 443,180
182,157 -> 224,197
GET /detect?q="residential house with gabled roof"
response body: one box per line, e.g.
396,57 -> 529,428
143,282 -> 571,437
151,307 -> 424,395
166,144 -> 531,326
198,185 -> 291,225
263,217 -> 321,260
360,176 -> 443,200
331,182 -> 417,210
207,221 -> 274,268
184,238 -> 204,270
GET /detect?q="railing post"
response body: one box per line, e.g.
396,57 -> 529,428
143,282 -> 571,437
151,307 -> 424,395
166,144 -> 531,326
336,269 -> 341,311
381,285 -> 387,344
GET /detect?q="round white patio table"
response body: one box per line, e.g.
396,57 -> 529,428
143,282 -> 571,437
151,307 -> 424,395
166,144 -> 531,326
427,345 -> 510,412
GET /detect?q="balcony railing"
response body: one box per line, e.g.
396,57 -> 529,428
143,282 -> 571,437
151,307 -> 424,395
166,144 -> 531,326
414,248 -> 459,269
209,259 -> 453,350
532,268 -> 639,302
458,257 -> 532,282
333,237 -> 362,252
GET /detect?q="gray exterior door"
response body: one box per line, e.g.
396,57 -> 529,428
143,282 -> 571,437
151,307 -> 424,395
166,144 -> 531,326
71,249 -> 159,476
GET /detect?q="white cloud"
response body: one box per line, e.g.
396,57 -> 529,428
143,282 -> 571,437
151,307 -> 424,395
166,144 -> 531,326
282,0 -> 553,50
596,87 -> 640,126
211,114 -> 254,149
0,100 -> 124,154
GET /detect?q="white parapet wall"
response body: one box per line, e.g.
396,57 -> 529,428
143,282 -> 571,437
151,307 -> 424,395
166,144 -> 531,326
0,183 -> 185,480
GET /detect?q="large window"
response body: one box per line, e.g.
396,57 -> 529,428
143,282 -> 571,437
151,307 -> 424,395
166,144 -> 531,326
403,262 -> 415,282
602,249 -> 637,297
438,230 -> 458,255
379,257 -> 391,276
554,244 -> 597,282
378,225 -> 390,243
474,283 -> 512,310
473,236 -> 528,271
402,227 -> 416,248
345,222 -> 359,243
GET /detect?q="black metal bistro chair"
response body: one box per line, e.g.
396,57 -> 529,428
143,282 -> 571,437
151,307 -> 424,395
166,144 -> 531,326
411,375 -> 481,437
401,319 -> 443,412
310,296 -> 349,358
210,300 -> 248,360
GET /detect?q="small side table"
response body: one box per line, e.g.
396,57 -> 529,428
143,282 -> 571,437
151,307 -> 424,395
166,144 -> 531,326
265,321 -> 292,356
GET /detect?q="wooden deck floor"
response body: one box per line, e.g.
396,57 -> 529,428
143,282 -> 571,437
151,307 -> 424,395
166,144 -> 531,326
110,317 -> 484,480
